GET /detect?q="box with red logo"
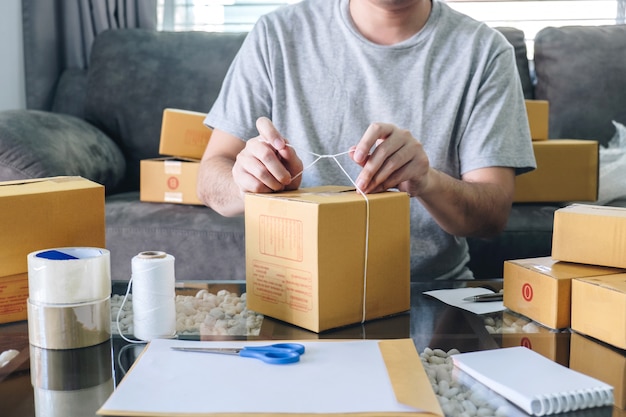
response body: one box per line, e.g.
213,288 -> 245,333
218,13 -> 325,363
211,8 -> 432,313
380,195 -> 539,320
140,108 -> 211,206
503,256 -> 624,329
139,157 -> 201,205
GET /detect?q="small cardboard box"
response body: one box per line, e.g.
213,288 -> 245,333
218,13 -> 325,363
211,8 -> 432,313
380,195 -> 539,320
552,204 -> 626,269
571,274 -> 626,350
570,332 -> 626,409
525,99 -> 549,141
140,157 -> 202,205
0,176 -> 105,324
513,139 -> 598,202
245,186 -> 410,333
159,108 -> 212,159
503,257 -> 624,329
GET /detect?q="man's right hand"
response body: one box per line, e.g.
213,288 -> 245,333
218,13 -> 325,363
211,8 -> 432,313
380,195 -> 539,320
231,117 -> 303,194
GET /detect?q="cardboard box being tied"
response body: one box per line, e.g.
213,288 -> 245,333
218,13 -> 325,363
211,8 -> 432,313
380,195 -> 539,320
245,186 -> 410,333
0,176 -> 105,324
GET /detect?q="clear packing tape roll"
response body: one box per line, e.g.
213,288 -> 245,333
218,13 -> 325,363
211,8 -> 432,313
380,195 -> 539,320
27,247 -> 112,349
28,248 -> 111,304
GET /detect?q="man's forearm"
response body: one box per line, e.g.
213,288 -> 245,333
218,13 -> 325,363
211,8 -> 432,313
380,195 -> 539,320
197,156 -> 245,217
417,168 -> 514,238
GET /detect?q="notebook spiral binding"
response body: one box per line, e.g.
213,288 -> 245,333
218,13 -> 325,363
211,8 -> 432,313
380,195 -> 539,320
532,388 -> 614,416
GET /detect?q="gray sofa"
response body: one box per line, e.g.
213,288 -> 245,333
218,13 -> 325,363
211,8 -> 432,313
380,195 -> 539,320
1,25 -> 625,282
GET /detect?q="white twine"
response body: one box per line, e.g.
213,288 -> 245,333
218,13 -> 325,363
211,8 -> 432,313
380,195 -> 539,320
286,144 -> 371,324
116,251 -> 177,343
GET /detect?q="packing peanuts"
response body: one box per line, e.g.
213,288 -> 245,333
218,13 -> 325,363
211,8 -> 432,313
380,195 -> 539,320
245,186 -> 410,333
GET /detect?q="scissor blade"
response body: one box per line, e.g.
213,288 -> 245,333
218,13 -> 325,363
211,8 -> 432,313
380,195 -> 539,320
171,347 -> 241,356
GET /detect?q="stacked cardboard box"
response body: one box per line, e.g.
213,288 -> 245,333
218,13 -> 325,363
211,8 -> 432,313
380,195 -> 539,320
514,100 -> 599,203
505,204 -> 626,351
140,109 -> 211,205
0,177 -> 105,324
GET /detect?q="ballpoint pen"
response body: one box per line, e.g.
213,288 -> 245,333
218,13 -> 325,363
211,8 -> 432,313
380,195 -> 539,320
462,293 -> 504,302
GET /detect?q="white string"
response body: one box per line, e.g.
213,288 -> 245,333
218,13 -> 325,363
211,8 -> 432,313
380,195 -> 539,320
286,144 -> 370,323
116,275 -> 144,344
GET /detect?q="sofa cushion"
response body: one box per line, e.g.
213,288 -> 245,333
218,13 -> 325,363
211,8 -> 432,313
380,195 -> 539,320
85,29 -> 247,192
0,110 -> 126,189
495,27 -> 534,99
534,25 -> 626,146
105,192 -> 245,281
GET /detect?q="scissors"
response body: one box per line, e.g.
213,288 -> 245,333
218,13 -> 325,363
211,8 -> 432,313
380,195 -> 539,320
171,343 -> 305,365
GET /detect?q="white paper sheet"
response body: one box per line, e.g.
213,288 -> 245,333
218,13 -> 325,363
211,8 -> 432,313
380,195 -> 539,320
423,288 -> 505,314
99,339 -> 419,415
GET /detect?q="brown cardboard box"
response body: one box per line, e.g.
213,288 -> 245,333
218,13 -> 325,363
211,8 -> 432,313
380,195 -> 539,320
525,99 -> 549,141
513,139 -> 598,202
571,274 -> 626,350
159,108 -> 212,159
140,157 -> 202,205
245,186 -> 410,333
503,257 -> 624,329
552,204 -> 626,269
0,176 -> 105,324
570,332 -> 626,409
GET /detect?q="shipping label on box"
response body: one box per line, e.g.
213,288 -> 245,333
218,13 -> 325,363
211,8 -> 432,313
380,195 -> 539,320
552,204 -> 626,269
571,274 -> 626,350
570,332 -> 626,409
503,256 -> 624,329
514,139 -> 598,202
0,176 -> 105,324
245,186 -> 410,333
159,108 -> 212,159
140,157 -> 202,205
525,100 -> 549,141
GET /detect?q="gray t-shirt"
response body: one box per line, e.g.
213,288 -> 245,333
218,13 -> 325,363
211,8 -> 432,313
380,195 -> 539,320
205,0 -> 536,281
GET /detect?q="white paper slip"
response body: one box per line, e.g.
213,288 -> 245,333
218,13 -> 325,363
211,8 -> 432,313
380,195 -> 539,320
423,287 -> 505,314
452,346 -> 614,416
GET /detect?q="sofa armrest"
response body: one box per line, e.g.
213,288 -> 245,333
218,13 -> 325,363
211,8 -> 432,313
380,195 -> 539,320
0,110 -> 126,191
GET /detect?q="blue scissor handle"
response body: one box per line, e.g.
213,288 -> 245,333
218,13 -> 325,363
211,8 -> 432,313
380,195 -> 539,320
240,343 -> 305,365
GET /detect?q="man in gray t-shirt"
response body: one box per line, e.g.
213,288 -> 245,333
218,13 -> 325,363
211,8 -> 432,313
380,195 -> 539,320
199,0 -> 536,281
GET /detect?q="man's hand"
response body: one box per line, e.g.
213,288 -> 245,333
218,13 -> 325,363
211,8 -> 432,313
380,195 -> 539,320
232,117 -> 303,194
350,122 -> 430,197
349,122 -> 515,238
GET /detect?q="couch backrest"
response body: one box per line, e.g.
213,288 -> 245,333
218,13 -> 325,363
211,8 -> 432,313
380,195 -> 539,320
85,29 -> 247,192
534,24 -> 626,146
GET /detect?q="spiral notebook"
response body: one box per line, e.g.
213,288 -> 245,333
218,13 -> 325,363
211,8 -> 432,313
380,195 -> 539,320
452,347 -> 614,416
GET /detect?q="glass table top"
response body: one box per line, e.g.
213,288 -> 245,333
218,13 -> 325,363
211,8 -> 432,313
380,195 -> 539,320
0,280 -> 622,417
